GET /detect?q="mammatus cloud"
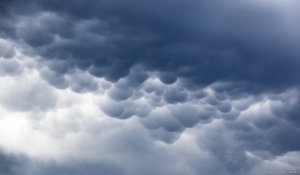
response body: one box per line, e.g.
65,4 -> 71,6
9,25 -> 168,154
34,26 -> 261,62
0,0 -> 300,175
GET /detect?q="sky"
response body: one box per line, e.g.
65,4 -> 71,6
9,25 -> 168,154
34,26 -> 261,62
0,0 -> 300,174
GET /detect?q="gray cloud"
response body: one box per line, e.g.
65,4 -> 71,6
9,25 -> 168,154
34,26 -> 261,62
0,0 -> 300,175
1,0 -> 300,92
0,59 -> 22,76
0,41 -> 16,59
0,152 -> 19,175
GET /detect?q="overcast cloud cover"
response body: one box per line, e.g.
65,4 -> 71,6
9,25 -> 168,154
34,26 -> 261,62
0,0 -> 300,174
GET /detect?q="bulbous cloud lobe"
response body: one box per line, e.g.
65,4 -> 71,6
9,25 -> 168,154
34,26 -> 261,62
1,0 -> 300,91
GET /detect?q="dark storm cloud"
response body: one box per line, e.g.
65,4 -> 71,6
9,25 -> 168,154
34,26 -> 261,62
1,0 -> 300,93
163,86 -> 188,104
168,104 -> 199,128
0,151 -> 38,175
0,150 -> 123,175
195,121 -> 261,174
1,0 -> 300,174
222,117 -> 300,162
21,160 -> 124,175
270,93 -> 300,127
0,40 -> 16,59
198,92 -> 300,173
0,59 -> 22,76
0,151 -> 19,175
140,107 -> 184,132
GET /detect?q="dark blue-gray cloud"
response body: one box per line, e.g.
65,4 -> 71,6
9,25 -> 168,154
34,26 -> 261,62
1,0 -> 300,92
0,151 -> 20,175
1,0 -> 300,175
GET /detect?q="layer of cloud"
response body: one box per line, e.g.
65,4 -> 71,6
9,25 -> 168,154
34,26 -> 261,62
0,0 -> 300,174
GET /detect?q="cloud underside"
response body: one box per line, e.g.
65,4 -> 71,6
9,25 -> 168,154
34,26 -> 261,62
0,0 -> 300,174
